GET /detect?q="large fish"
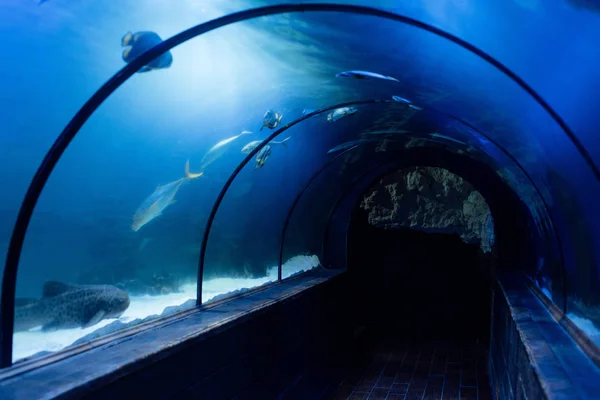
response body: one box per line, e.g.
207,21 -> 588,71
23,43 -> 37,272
261,109 -> 284,131
336,70 -> 399,82
241,136 -> 290,154
132,160 -> 202,232
327,139 -> 375,154
327,106 -> 357,122
254,145 -> 272,169
392,95 -> 423,111
15,281 -> 130,332
199,130 -> 252,170
121,31 -> 173,73
429,132 -> 467,145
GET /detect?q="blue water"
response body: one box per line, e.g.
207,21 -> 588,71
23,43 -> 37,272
1,0 -> 600,361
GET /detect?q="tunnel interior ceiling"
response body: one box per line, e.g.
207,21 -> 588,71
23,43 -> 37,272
4,5 -> 600,364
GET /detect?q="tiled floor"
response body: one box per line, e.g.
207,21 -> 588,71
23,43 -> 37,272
329,334 -> 492,400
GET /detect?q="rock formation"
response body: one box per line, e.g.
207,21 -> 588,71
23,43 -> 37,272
360,166 -> 494,253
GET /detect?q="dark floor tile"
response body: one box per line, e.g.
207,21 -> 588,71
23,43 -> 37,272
409,377 -> 428,390
390,383 -> 409,395
405,390 -> 425,400
423,385 -> 443,400
361,375 -> 380,385
344,373 -> 365,385
367,388 -> 389,400
427,376 -> 444,388
479,381 -> 493,400
355,383 -> 374,393
375,377 -> 394,389
430,361 -> 446,375
395,372 -> 413,384
447,349 -> 461,363
389,352 -> 406,363
348,393 -> 370,400
460,387 -> 478,400
383,362 -> 401,377
386,395 -> 406,400
412,372 -> 429,381
331,384 -> 355,397
442,383 -> 460,399
446,362 -> 461,374
444,373 -> 460,387
415,362 -> 431,374
461,372 -> 477,387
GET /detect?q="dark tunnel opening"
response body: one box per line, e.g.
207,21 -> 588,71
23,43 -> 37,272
326,146 -> 540,397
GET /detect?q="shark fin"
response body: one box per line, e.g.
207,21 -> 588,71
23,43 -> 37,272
82,310 -> 106,329
42,281 -> 74,297
184,160 -> 203,179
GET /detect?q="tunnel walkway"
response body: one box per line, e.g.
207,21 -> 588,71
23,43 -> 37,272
277,228 -> 495,400
329,329 -> 491,400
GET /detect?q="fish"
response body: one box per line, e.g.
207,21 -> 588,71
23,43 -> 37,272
360,129 -> 410,136
327,139 -> 375,154
327,106 -> 357,122
241,136 -> 290,154
261,109 -> 284,131
336,70 -> 399,82
254,145 -> 272,169
121,31 -> 173,73
132,160 -> 202,232
430,133 -> 467,145
392,95 -> 423,111
14,281 -> 130,332
199,130 -> 252,170
302,108 -> 316,116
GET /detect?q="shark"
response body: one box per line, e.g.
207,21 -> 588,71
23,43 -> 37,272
15,281 -> 131,332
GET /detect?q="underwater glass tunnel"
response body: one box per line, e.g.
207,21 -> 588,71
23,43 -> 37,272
1,1 -> 600,399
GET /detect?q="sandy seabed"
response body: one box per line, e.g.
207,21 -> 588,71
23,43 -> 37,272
13,254 -> 321,361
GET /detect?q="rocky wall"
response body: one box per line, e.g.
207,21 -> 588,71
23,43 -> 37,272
360,166 -> 494,253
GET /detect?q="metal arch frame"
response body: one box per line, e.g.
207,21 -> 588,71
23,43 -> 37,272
321,159 -> 405,265
319,139 -> 566,312
277,145 -> 362,277
196,99 -> 384,301
1,3 -> 589,367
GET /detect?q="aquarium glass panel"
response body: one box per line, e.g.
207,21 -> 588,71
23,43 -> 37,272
5,0 -> 600,362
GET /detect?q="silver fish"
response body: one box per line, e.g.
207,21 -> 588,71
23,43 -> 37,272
336,70 -> 399,82
261,109 -> 284,131
327,139 -> 375,154
302,108 -> 316,116
255,145 -> 272,169
327,106 -> 357,122
132,160 -> 202,232
199,130 -> 252,170
14,281 -> 130,332
241,136 -> 290,154
392,95 -> 423,111
360,129 -> 410,136
430,133 -> 467,145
